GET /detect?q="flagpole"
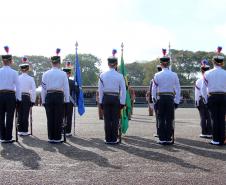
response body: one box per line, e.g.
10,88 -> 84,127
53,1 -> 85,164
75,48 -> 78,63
75,41 -> 78,51
121,42 -> 124,57
169,41 -> 172,71
74,41 -> 85,117
119,42 -> 124,143
73,41 -> 78,136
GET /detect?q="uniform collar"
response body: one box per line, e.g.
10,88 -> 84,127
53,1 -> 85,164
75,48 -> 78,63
3,66 -> 10,69
52,67 -> 59,70
109,68 -> 116,71
214,66 -> 222,69
162,67 -> 169,71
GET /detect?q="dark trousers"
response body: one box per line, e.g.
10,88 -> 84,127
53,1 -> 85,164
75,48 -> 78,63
65,102 -> 73,134
158,95 -> 174,141
103,94 -> 120,142
197,99 -> 212,135
18,95 -> 31,132
0,93 -> 16,140
154,103 -> 159,136
208,94 -> 226,144
45,93 -> 64,140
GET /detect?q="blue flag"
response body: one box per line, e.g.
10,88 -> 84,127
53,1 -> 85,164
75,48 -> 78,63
74,46 -> 85,115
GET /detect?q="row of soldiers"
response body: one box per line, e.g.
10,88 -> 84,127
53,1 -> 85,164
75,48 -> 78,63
0,46 -> 226,146
194,47 -> 226,145
0,47 -> 78,143
96,48 -> 180,145
145,47 -> 226,145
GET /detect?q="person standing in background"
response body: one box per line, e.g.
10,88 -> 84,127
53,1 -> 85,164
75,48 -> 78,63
18,56 -> 36,136
195,59 -> 212,139
151,65 -> 162,137
63,60 -> 79,136
128,81 -> 135,119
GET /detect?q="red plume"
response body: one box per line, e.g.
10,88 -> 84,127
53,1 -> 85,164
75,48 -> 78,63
112,49 -> 117,57
217,46 -> 222,54
162,48 -> 167,56
4,46 -> 9,54
22,56 -> 28,62
56,48 -> 61,56
66,60 -> 71,67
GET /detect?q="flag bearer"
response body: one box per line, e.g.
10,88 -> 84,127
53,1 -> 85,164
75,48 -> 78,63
98,49 -> 126,144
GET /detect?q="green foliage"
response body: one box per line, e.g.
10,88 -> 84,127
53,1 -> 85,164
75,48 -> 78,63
0,56 -> 51,87
170,49 -> 225,85
142,59 -> 159,85
28,56 -> 52,86
126,59 -> 161,85
0,53 -> 101,87
64,54 -> 101,86
125,49 -> 226,86
125,62 -> 145,85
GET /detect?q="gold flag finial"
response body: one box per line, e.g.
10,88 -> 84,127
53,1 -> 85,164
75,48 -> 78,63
121,42 -> 124,50
121,42 -> 124,55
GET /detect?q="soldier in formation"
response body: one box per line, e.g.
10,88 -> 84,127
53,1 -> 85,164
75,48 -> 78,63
152,49 -> 181,145
0,46 -> 21,143
41,49 -> 70,143
201,46 -> 226,145
98,50 -> 126,144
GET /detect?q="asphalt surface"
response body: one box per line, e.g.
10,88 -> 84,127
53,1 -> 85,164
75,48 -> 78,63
0,107 -> 226,185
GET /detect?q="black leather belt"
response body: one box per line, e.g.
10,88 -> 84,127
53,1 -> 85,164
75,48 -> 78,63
104,92 -> 119,96
158,92 -> 175,96
209,92 -> 226,96
22,92 -> 30,96
0,90 -> 15,94
47,90 -> 63,94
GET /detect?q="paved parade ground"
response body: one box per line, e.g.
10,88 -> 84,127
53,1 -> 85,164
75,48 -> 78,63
0,107 -> 226,185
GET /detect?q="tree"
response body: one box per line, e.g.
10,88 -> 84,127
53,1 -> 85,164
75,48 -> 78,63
143,59 -> 160,85
29,56 -> 52,86
64,54 -> 101,85
126,62 -> 146,85
171,50 -> 199,85
0,56 -> 51,87
125,60 -> 162,86
170,49 -> 225,85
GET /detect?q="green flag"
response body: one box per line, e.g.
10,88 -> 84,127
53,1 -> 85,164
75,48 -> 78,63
120,53 -> 131,134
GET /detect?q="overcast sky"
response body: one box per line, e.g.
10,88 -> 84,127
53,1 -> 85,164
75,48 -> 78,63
1,0 -> 226,70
